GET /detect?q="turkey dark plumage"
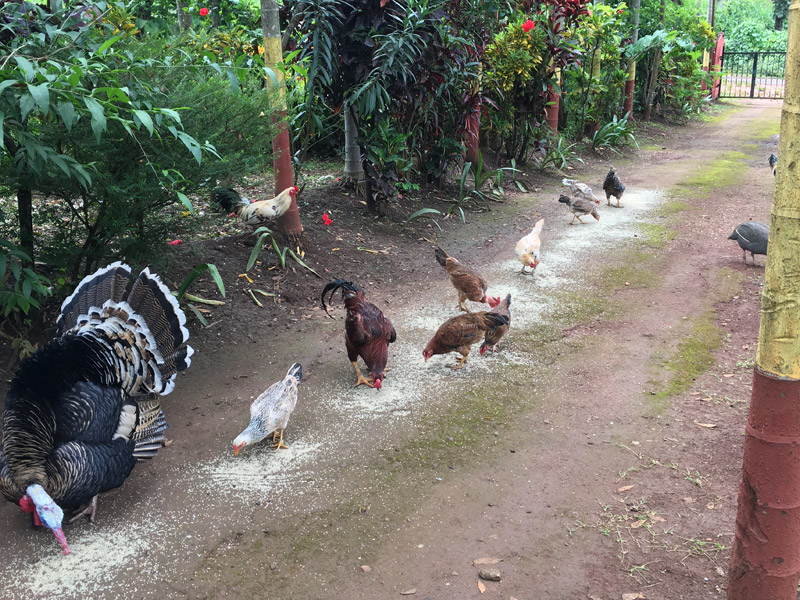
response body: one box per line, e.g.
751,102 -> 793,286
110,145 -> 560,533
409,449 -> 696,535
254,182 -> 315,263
0,263 -> 193,555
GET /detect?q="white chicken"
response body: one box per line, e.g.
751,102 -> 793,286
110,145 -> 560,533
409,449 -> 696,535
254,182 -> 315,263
515,218 -> 544,274
232,363 -> 302,455
562,178 -> 600,204
212,186 -> 298,225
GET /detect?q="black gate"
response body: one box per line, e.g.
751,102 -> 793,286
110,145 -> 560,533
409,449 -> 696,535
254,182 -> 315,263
719,51 -> 786,99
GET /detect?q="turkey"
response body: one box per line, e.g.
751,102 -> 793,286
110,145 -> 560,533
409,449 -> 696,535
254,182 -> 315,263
0,263 -> 193,555
232,363 -> 303,455
728,221 -> 769,265
602,167 -> 626,208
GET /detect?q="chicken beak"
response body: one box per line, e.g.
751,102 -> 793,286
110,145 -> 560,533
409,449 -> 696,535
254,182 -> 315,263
233,443 -> 244,457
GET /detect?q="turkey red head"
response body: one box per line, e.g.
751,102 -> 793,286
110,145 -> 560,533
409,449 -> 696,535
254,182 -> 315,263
487,296 -> 501,308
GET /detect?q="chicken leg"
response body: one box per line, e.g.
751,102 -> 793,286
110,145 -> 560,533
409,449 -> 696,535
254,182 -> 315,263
271,429 -> 288,450
351,361 -> 374,388
448,350 -> 470,370
457,290 -> 470,312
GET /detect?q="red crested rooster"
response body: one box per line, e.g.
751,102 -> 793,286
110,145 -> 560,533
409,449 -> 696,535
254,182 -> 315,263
322,279 -> 396,390
434,246 -> 500,312
0,263 -> 192,555
212,185 -> 298,225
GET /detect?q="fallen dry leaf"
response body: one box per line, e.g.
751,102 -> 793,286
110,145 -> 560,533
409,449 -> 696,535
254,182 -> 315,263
622,594 -> 646,600
630,520 -> 645,529
617,485 -> 635,493
650,515 -> 666,523
400,589 -> 416,596
723,373 -> 735,378
477,581 -> 486,594
473,557 -> 503,566
694,421 -> 717,429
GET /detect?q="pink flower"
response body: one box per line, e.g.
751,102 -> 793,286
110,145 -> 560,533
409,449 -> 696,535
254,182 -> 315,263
199,7 -> 209,16
167,239 -> 182,246
322,213 -> 333,226
522,19 -> 536,32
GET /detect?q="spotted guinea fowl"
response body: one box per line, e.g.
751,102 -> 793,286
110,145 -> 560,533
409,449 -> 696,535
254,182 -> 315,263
768,153 -> 777,177
559,194 -> 600,225
0,263 -> 192,555
232,363 -> 302,455
728,221 -> 769,265
602,167 -> 626,208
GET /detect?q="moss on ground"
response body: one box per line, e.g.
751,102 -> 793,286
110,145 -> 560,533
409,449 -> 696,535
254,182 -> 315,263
677,151 -> 750,198
636,223 -> 677,249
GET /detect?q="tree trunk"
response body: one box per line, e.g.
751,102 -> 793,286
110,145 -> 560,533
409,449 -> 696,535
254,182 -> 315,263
343,107 -> 365,187
623,0 -> 641,115
176,1 -> 190,31
643,0 -> 666,121
261,0 -> 303,243
17,186 -> 34,262
728,2 -> 800,594
211,0 -> 220,29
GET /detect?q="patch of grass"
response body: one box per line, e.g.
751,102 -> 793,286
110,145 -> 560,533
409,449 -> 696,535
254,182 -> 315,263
635,223 -> 677,249
655,197 -> 691,217
552,290 -> 612,325
677,151 -> 750,198
647,310 -> 725,412
640,143 -> 664,151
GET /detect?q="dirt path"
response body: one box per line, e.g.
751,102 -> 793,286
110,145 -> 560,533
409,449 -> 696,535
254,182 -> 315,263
0,99 -> 781,600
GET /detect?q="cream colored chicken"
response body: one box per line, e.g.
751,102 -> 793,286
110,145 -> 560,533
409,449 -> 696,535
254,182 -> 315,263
515,218 -> 543,274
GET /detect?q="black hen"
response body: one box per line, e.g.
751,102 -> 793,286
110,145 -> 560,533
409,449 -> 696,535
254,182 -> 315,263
0,263 -> 192,555
768,153 -> 777,177
602,167 -> 626,208
728,221 -> 769,265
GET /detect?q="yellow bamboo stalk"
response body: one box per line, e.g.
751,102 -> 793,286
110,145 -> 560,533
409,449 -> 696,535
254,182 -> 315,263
756,0 -> 800,379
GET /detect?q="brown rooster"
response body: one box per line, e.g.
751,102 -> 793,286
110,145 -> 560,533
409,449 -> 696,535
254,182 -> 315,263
322,279 -> 396,389
212,185 -> 298,225
480,293 -> 511,355
434,246 -> 500,312
423,311 -> 509,370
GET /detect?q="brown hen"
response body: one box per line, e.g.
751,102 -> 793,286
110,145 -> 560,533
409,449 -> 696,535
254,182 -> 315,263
423,311 -> 509,370
434,246 -> 500,312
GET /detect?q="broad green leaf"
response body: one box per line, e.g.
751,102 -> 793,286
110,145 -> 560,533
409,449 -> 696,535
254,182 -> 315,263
56,101 -> 76,131
0,112 -> 4,150
176,191 -> 193,213
206,264 -> 225,297
247,232 -> 272,271
14,57 -> 35,82
159,108 -> 181,124
176,131 -> 202,165
225,69 -> 241,94
97,34 -> 123,55
0,80 -> 16,95
133,110 -> 154,136
84,97 -> 107,142
405,208 -> 442,223
19,94 -> 36,121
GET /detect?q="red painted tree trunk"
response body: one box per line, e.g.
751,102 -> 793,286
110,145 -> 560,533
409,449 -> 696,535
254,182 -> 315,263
464,108 -> 480,166
544,86 -> 559,134
728,370 -> 800,596
272,112 -> 302,240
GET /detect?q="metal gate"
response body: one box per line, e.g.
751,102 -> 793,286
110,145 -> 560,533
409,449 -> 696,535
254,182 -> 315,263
719,51 -> 786,99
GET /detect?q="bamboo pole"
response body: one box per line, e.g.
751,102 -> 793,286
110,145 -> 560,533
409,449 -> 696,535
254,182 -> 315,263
727,0 -> 800,596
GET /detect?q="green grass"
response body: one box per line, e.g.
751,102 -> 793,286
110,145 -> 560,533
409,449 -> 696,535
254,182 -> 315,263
677,151 -> 750,198
635,223 -> 678,249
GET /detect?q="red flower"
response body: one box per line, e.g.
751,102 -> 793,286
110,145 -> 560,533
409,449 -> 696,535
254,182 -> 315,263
199,7 -> 209,16
322,213 -> 333,226
167,239 -> 182,246
522,19 -> 536,32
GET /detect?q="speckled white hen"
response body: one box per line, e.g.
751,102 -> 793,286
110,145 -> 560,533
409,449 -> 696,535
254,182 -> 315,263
232,363 -> 302,455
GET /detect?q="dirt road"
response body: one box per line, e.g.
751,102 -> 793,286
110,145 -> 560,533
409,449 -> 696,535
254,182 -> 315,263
0,99 -> 781,600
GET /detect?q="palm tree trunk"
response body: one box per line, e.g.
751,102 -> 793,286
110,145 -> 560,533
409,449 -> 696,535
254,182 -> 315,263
260,0 -> 304,244
643,0 -> 666,121
17,186 -> 34,262
343,107 -> 364,187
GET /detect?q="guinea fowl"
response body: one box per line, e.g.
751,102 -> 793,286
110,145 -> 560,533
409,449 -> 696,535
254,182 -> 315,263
728,221 -> 769,265
480,294 -> 511,355
232,363 -> 302,455
768,153 -> 777,177
212,185 -> 298,225
435,246 -> 500,312
0,263 -> 192,555
602,167 -> 626,208
559,194 -> 600,225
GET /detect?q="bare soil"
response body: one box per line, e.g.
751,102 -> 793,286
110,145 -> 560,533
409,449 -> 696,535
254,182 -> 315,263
0,99 -> 782,600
